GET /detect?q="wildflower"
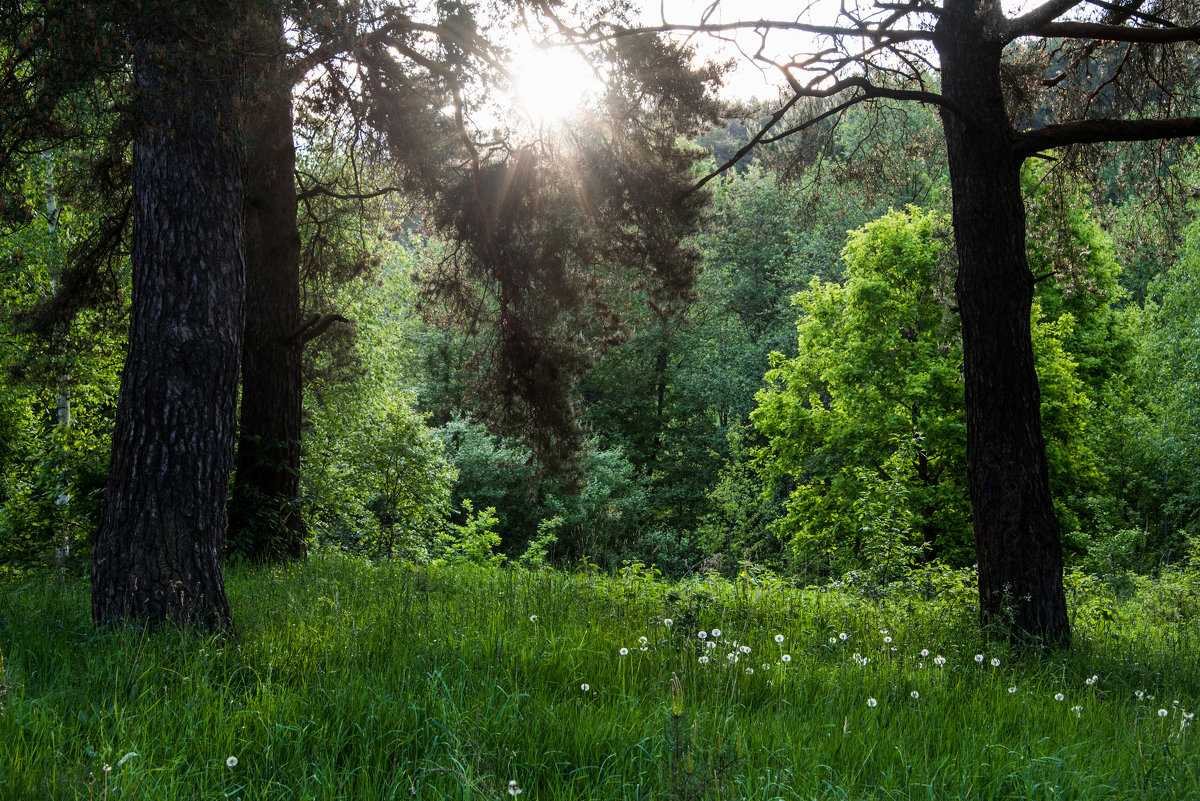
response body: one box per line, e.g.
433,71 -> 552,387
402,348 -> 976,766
698,631 -> 707,640
226,756 -> 238,768
699,656 -> 709,664
1070,705 -> 1082,716
706,641 -> 716,649
508,779 -> 523,796
529,615 -> 537,622
1135,690 -> 1145,700
746,667 -> 754,675
839,632 -> 848,641
762,663 -> 770,671
740,645 -> 751,654
1055,693 -> 1065,702
829,637 -> 837,645
711,628 -> 722,638
775,634 -> 785,643
1159,709 -> 1169,718
727,653 -> 738,663
103,764 -> 112,773
933,655 -> 946,666
639,636 -> 648,645
910,691 -> 919,699
867,697 -> 877,707
920,649 -> 929,657
664,618 -> 673,627
581,683 -> 589,692
781,654 -> 791,663
1009,686 -> 1017,694
880,629 -> 889,636
1085,674 -> 1098,686
883,636 -> 892,644
619,648 -> 629,656
974,654 -> 984,663
991,658 -> 1001,667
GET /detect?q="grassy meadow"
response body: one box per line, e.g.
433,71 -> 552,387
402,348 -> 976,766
3,554 -> 1200,800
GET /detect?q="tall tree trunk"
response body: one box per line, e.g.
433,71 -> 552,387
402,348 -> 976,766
228,5 -> 306,561
91,8 -> 244,632
936,0 -> 1070,647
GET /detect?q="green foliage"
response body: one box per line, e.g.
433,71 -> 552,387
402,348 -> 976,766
751,198 -> 1129,574
300,241 -> 455,559
437,500 -> 504,566
752,206 -> 970,569
0,150 -> 125,570
517,516 -> 561,571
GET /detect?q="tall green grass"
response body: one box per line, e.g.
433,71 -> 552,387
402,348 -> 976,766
2,554 -> 1199,799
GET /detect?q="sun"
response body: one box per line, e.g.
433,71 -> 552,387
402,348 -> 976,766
508,44 -> 604,125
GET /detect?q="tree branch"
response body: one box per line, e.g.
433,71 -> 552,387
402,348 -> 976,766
287,313 -> 352,345
1027,20 -> 1200,43
1005,0 -> 1086,40
1016,116 -> 1200,156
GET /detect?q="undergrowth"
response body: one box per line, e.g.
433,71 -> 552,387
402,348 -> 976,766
2,553 -> 1199,799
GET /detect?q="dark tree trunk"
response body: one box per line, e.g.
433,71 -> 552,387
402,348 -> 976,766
228,5 -> 306,562
91,11 -> 245,632
936,0 -> 1070,647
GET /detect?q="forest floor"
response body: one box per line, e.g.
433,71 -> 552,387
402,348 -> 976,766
2,553 -> 1200,800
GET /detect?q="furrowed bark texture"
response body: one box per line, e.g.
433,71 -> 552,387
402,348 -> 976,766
937,0 -> 1069,646
91,13 -> 244,632
229,5 -> 306,562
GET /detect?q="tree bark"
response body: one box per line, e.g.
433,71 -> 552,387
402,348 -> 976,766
228,5 -> 306,562
91,10 -> 244,632
936,0 -> 1070,647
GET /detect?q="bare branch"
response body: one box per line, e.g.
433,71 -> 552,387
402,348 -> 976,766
1005,0 -> 1087,40
1017,116 -> 1200,155
1028,20 -> 1200,43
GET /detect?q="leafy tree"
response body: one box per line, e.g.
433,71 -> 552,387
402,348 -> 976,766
596,0 -> 1200,645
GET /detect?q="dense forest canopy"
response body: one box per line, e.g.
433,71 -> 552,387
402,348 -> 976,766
1,0 -> 1200,649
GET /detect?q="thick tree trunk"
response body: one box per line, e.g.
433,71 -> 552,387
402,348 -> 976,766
936,0 -> 1070,647
228,5 -> 306,561
91,11 -> 244,632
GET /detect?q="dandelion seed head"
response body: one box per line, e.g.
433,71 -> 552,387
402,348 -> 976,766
1055,693 -> 1065,702
781,654 -> 791,662
698,631 -> 707,640
1160,708 -> 1170,717
711,628 -> 722,638
839,632 -> 848,641
991,658 -> 1001,667
1009,686 -> 1017,694
508,779 -> 523,796
975,654 -> 984,663
920,649 -> 929,657
581,683 -> 589,692
910,690 -> 919,699
867,697 -> 877,707
933,655 -> 946,666
619,647 -> 629,656
883,636 -> 892,644
699,656 -> 709,664
775,634 -> 785,643
746,667 -> 754,674
740,645 -> 751,654
639,636 -> 648,645
226,756 -> 238,768
664,618 -> 673,627
829,637 -> 837,645
529,615 -> 537,622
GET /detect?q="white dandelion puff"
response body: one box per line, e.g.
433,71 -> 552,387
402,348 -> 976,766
975,654 -> 984,663
991,658 -> 1001,667
775,634 -> 785,643
910,691 -> 920,699
698,631 -> 707,640
781,654 -> 791,662
1009,686 -> 1017,694
581,683 -> 589,692
1055,693 -> 1065,702
1160,708 -> 1170,718
619,647 -> 629,656
711,628 -> 722,638
226,756 -> 238,768
867,697 -> 877,707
